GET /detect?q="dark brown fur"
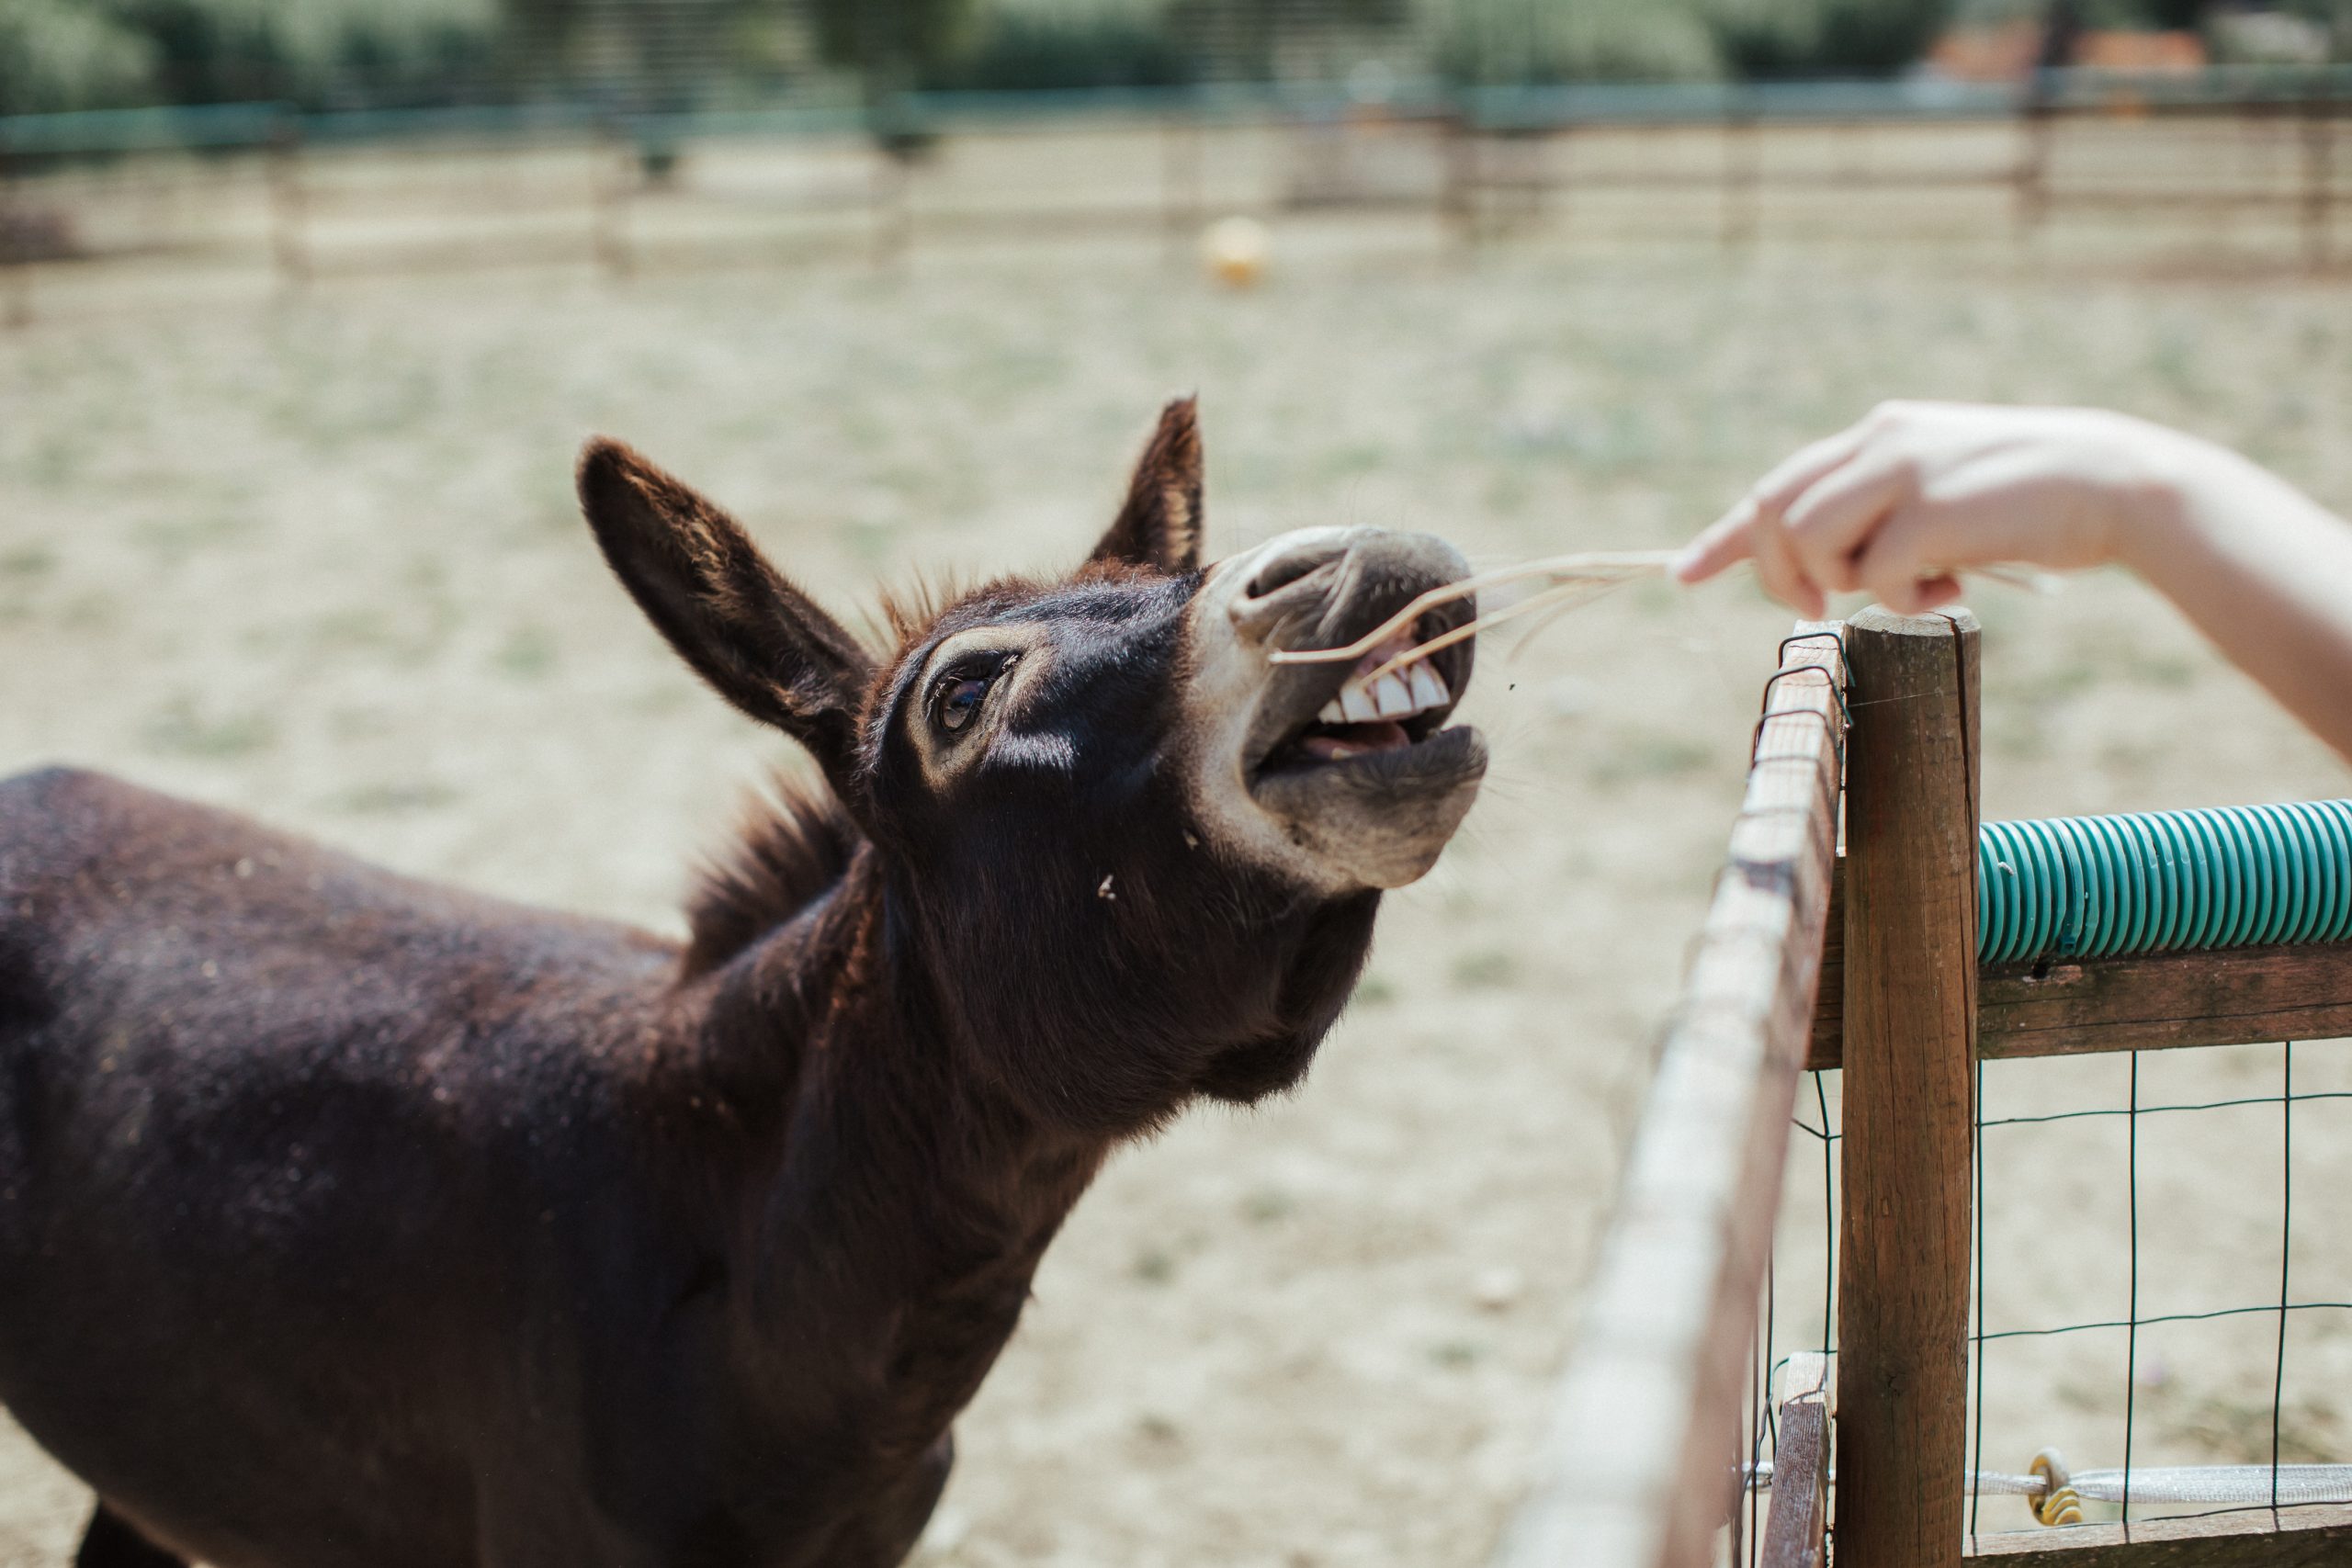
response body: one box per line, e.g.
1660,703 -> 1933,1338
0,400 -> 1471,1568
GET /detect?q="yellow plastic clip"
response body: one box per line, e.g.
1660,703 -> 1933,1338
2030,1449 -> 2084,1527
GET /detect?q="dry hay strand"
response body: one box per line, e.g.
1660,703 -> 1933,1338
1267,550 -> 1678,686
1267,550 -> 2057,685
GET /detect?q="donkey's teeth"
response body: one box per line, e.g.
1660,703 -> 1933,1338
1314,656 -> 1453,735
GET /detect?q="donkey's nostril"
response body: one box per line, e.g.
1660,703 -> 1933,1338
1246,551 -> 1331,600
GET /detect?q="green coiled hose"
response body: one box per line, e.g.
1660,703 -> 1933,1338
1978,801 -> 2352,964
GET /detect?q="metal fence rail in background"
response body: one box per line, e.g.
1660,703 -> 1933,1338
0,68 -> 2346,322
1447,68 -> 2347,259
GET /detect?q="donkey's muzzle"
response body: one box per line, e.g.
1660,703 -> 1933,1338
1235,531 -> 1479,779
1232,529 -> 1487,889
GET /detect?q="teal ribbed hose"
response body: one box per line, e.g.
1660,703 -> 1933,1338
1978,801 -> 2352,964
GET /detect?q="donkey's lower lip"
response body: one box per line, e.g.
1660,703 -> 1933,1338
1252,720 -> 1485,789
1261,715 -> 1436,775
1297,720 -> 1409,761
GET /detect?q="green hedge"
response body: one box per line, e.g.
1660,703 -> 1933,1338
1707,0 -> 1955,80
0,0 -> 503,117
931,14 -> 1192,89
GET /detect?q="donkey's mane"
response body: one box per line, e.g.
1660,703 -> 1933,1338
682,770 -> 860,980
679,576 -> 984,980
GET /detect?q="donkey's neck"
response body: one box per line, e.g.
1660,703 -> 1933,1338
688,848 -> 1109,1454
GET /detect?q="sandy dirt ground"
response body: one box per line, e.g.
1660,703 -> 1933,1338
4,183 -> 2351,1565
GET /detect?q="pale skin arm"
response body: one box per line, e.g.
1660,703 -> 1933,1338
1675,400 -> 2352,762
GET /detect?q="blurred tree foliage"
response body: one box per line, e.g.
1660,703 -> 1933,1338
1167,0 -> 1410,81
930,13 -> 1191,89
804,0 -> 968,85
5,0 -> 2343,116
0,1 -> 158,114
502,0 -> 798,108
1707,0 -> 1955,79
1434,0 -> 1722,83
0,0 -> 500,115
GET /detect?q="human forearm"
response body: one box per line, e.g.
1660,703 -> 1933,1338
2123,438 -> 2352,761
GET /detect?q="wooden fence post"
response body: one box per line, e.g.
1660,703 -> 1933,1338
1,148 -> 29,330
1441,114 -> 1477,246
1550,121 -> 1572,240
1722,103 -> 1759,253
1761,1354 -> 1831,1568
1836,606 -> 1980,1568
267,117 -> 310,288
2014,99 -> 2052,242
1161,116 -> 1204,265
870,148 -> 910,268
594,123 -> 634,279
2302,87 -> 2334,274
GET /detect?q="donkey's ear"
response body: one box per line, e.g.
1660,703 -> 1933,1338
1088,396 -> 1204,574
578,439 -> 873,793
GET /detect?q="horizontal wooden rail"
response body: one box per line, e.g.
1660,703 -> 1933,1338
1809,863 -> 2352,1069
1974,943 -> 2352,1060
1967,1506 -> 2352,1565
1493,624 -> 1844,1568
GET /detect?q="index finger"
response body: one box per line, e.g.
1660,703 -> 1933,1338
1674,421 -> 1875,585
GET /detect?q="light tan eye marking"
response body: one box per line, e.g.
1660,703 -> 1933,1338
910,625 -> 1053,773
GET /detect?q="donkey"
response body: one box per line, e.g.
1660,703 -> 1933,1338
0,399 -> 1485,1568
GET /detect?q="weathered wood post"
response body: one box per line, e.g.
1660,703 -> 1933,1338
1549,120 -> 1573,241
266,112 -> 310,288
2014,98 -> 2052,243
1440,111 -> 1477,246
870,148 -> 910,269
593,120 -> 634,280
1836,606 -> 1979,1568
2301,85 -> 2334,274
1,147 -> 29,331
1761,1353 -> 1831,1568
1721,96 -> 1759,253
1160,115 -> 1204,266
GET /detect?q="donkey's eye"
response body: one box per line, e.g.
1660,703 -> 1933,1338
937,677 -> 989,732
932,654 -> 1015,736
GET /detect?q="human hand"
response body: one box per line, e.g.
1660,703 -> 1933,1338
1674,401 -> 2183,617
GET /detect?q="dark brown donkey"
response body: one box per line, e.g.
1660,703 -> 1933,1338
0,400 -> 1485,1568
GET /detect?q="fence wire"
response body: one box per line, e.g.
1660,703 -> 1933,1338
1742,1037 -> 2352,1561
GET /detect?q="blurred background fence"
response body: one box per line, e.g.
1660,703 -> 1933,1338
3,0 -> 2351,316
0,6 -> 2344,320
1,67 -> 2345,317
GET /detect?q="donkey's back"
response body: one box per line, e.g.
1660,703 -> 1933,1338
0,765 -> 712,1568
